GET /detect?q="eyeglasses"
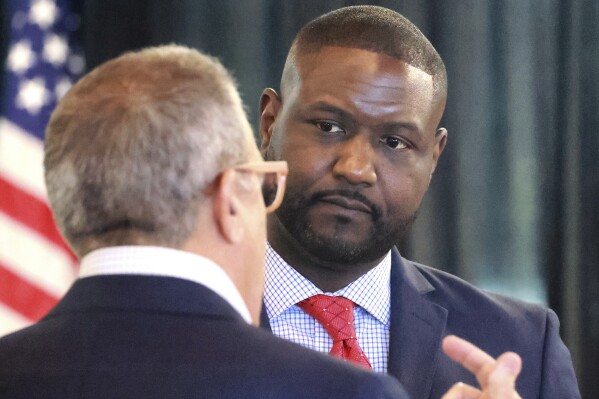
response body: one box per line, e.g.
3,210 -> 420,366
233,161 -> 288,213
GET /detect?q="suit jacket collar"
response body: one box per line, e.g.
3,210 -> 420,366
46,274 -> 245,323
388,248 -> 448,399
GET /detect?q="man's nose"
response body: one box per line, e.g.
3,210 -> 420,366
332,135 -> 377,185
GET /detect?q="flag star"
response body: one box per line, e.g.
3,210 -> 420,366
29,0 -> 59,29
55,77 -> 72,99
43,34 -> 69,66
16,77 -> 52,115
7,40 -> 37,74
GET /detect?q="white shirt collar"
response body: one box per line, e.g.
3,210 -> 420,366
264,242 -> 391,325
78,246 -> 252,324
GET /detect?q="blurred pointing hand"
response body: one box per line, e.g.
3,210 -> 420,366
441,335 -> 522,399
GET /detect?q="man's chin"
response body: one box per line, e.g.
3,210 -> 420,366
275,202 -> 410,264
299,231 -> 388,265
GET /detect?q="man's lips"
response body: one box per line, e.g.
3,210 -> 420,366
317,194 -> 373,214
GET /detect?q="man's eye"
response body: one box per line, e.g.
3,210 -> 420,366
315,122 -> 344,133
383,136 -> 407,149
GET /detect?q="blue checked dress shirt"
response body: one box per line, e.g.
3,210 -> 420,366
264,242 -> 392,372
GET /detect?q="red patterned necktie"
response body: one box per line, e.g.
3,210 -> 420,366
297,294 -> 372,369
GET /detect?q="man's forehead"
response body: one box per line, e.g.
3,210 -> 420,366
288,47 -> 434,101
292,47 -> 436,105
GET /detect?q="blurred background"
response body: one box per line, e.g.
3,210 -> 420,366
1,0 -> 597,397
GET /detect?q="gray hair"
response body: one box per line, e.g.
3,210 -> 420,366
44,45 -> 251,256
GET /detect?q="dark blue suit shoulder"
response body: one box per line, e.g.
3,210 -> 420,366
405,258 -> 550,325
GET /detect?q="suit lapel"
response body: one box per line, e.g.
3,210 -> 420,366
387,249 -> 448,399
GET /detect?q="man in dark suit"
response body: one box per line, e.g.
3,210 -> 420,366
0,43 -> 521,399
258,6 -> 580,399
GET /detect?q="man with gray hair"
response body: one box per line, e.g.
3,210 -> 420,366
0,44 -> 405,399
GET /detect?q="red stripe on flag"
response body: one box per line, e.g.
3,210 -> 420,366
0,175 -> 75,261
0,262 -> 60,321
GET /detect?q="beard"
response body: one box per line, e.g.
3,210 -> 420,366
274,186 -> 417,265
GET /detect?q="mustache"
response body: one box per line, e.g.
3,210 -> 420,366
309,189 -> 382,219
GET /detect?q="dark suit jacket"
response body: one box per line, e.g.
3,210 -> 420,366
261,248 -> 581,399
0,274 -> 408,399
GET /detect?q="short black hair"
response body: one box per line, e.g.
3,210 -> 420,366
287,5 -> 447,97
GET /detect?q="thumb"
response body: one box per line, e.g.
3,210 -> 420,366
486,352 -> 522,398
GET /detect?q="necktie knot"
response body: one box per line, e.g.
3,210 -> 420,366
298,295 -> 356,341
298,294 -> 372,369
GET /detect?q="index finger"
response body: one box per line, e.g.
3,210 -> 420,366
442,335 -> 496,384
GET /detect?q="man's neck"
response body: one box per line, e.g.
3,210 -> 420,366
267,216 -> 384,292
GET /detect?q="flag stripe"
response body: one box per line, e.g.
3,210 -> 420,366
0,261 -> 59,321
0,301 -> 30,337
0,118 -> 46,199
0,212 -> 75,296
0,175 -> 73,257
1,0 -> 83,333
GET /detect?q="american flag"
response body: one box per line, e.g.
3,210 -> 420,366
0,0 -> 83,336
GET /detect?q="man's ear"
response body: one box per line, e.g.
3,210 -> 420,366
213,170 -> 244,244
431,127 -> 448,178
259,88 -> 281,158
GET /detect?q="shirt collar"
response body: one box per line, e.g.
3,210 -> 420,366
264,242 -> 391,325
78,246 -> 252,324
